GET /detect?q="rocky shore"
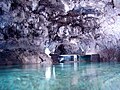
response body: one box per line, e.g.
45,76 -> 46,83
0,49 -> 52,65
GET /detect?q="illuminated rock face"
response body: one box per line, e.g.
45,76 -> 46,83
0,0 -> 120,64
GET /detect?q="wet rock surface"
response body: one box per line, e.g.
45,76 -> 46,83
0,49 -> 52,65
0,0 -> 120,65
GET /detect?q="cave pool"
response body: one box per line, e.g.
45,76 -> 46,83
0,62 -> 120,90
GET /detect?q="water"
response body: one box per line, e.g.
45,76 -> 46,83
0,62 -> 120,90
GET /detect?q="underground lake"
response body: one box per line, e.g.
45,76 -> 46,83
0,62 -> 120,90
0,0 -> 120,90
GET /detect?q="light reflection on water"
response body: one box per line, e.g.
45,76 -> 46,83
0,62 -> 120,90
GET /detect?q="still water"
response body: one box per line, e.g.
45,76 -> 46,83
0,62 -> 120,90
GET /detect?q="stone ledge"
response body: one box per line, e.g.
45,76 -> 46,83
0,49 -> 52,66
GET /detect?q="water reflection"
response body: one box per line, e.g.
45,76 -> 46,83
53,66 -> 56,79
74,62 -> 77,71
45,66 -> 51,80
0,63 -> 120,90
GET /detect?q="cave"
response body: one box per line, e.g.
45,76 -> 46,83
0,0 -> 120,63
0,0 -> 120,90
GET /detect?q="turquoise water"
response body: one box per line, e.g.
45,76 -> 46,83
0,62 -> 120,90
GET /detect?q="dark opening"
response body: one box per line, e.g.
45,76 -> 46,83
0,7 -> 4,15
54,44 -> 67,55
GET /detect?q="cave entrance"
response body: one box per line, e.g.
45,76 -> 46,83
54,44 -> 67,55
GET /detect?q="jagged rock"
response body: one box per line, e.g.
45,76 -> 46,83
0,33 -> 3,40
0,0 -> 120,65
0,49 -> 52,65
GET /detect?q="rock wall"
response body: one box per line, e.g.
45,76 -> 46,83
0,0 -> 120,65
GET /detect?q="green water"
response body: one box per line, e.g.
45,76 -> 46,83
0,62 -> 120,90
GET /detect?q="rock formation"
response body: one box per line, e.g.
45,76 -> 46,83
0,0 -> 120,65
